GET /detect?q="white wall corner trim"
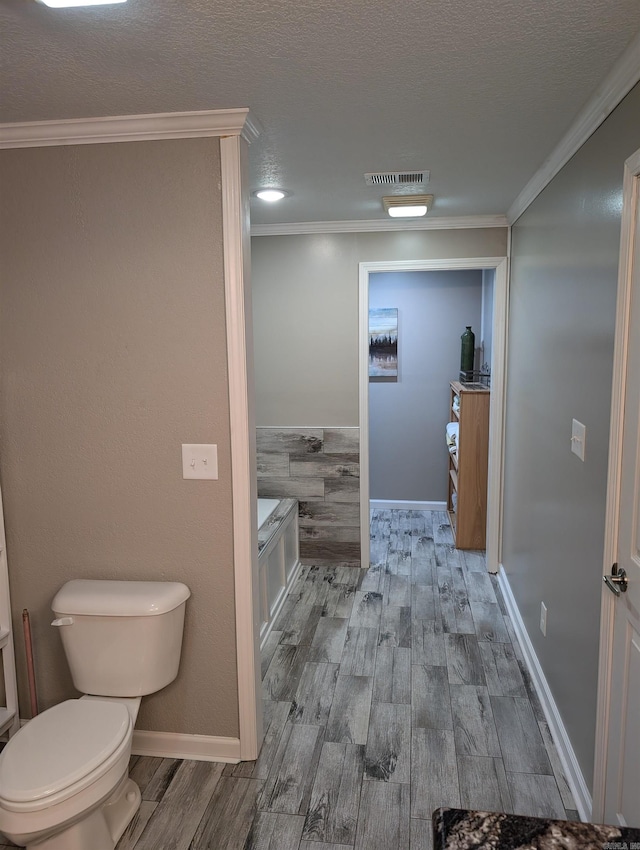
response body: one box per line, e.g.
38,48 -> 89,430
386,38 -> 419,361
507,29 -> 640,224
251,215 -> 508,237
358,265 -> 371,571
132,730 -> 241,763
0,108 -> 262,149
486,254 -> 509,572
220,135 -> 262,761
497,566 -> 593,821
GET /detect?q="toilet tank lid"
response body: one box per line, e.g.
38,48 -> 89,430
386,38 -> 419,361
52,580 -> 191,617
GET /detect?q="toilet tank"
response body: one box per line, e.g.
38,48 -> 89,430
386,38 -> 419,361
51,580 -> 191,697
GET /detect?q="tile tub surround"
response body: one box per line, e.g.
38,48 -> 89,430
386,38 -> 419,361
433,807 -> 640,849
256,427 -> 360,567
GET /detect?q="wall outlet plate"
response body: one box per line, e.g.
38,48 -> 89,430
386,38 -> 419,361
540,601 -> 547,636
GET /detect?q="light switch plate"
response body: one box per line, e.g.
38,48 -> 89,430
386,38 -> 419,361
182,444 -> 218,479
571,419 -> 586,461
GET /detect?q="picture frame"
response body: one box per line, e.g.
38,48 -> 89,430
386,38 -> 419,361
369,307 -> 398,378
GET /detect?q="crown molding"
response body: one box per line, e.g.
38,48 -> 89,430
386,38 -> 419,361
251,214 -> 508,236
507,29 -> 640,224
0,108 -> 262,150
240,112 -> 263,145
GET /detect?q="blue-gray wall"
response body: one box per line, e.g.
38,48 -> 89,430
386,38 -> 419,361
369,269 -> 482,502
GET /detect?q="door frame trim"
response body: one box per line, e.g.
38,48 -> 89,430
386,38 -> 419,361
358,256 -> 509,573
592,147 -> 640,820
221,135 -> 262,761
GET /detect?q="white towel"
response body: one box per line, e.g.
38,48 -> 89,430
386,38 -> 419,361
446,422 -> 459,454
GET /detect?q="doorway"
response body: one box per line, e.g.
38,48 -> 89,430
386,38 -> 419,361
368,268 -> 489,513
358,257 -> 509,573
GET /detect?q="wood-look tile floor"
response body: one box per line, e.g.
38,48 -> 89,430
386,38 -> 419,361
110,509 -> 577,850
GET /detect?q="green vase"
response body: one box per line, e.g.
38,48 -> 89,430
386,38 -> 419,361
460,326 -> 475,375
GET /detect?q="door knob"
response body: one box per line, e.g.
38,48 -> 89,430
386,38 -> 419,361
603,563 -> 628,596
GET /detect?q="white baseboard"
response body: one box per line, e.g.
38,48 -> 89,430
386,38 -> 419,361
13,718 -> 241,763
132,729 -> 241,763
497,566 -> 592,821
370,499 -> 447,511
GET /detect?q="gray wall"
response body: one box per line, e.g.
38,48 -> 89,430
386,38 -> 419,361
252,228 -> 507,427
503,80 -> 640,790
369,270 -> 483,502
0,138 -> 240,738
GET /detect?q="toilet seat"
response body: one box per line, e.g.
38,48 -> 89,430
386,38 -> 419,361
0,699 -> 131,813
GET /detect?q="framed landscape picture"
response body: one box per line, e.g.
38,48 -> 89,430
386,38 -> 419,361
369,307 -> 398,378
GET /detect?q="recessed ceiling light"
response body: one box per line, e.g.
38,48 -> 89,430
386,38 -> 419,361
383,194 -> 434,218
35,0 -> 126,7
253,189 -> 288,202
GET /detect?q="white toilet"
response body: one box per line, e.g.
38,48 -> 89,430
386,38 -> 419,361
0,579 -> 190,850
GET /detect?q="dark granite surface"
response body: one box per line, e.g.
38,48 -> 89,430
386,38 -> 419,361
433,807 -> 640,849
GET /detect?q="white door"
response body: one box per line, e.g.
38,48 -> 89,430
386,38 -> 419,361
596,148 -> 640,827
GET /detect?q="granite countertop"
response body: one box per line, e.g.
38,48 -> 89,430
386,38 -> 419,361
433,807 -> 640,849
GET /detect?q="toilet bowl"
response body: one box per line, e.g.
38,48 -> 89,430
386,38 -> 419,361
0,698 -> 139,850
0,579 -> 190,850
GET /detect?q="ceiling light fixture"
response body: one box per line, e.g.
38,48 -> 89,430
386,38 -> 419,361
35,0 -> 126,7
254,189 -> 288,202
383,194 -> 434,218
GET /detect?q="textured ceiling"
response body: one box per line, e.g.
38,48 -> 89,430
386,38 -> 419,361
2,0 -> 640,225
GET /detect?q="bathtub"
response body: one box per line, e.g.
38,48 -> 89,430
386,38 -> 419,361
257,498 -> 300,646
257,497 -> 280,528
